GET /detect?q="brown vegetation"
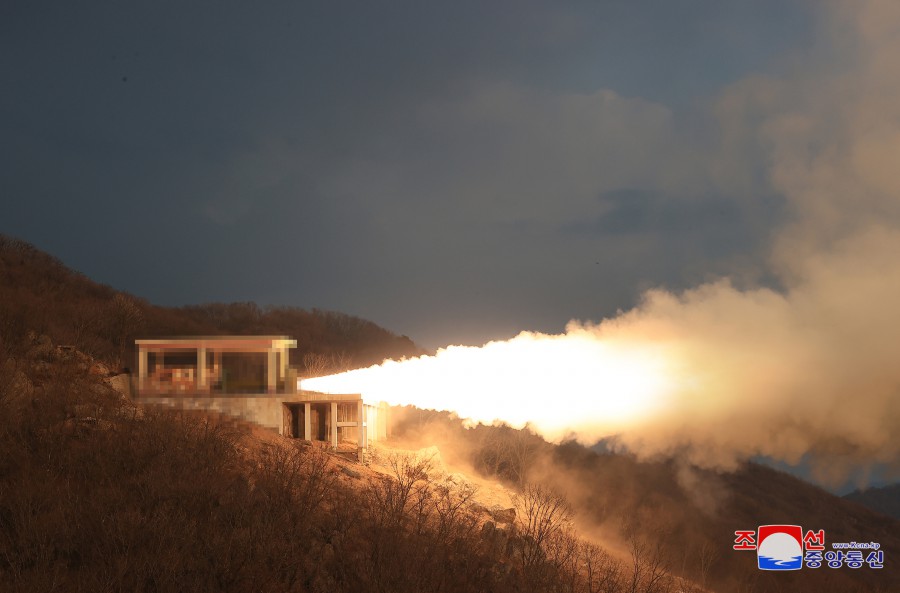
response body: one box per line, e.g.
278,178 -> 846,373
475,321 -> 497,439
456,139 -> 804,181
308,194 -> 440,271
0,342 -> 662,593
390,408 -> 900,593
0,234 -> 423,375
0,320 -> 714,592
3,236 -> 897,592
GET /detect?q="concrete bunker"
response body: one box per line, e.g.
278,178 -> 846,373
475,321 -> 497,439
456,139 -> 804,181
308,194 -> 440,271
133,336 -> 389,457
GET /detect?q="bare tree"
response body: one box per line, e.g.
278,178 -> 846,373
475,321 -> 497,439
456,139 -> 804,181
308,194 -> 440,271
367,452 -> 435,530
475,424 -> 541,485
696,540 -> 718,590
70,301 -> 104,354
331,349 -> 354,372
625,528 -> 673,593
544,524 -> 581,592
302,352 -> 332,377
0,308 -> 26,404
581,541 -> 625,593
302,350 -> 355,378
254,441 -> 336,518
514,483 -> 574,571
106,294 -> 143,370
432,478 -> 478,541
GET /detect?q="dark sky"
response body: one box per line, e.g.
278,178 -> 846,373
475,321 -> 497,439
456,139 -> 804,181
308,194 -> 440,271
2,0 -> 812,348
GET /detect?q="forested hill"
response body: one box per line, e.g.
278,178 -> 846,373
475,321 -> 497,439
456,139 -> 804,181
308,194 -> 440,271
0,234 -> 423,372
845,483 -> 900,521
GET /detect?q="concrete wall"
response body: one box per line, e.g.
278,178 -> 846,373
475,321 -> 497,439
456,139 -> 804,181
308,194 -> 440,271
139,395 -> 284,432
137,391 -> 389,444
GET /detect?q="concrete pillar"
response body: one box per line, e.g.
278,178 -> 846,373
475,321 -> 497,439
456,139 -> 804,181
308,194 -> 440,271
197,346 -> 207,390
156,351 -> 165,394
279,347 -> 287,379
138,348 -> 147,391
381,402 -> 389,440
330,402 -> 338,449
304,402 -> 311,441
357,400 -> 365,461
214,351 -> 222,392
267,349 -> 276,393
357,400 -> 365,449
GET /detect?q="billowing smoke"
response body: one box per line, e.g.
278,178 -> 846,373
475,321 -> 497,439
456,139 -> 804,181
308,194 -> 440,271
306,1 -> 900,483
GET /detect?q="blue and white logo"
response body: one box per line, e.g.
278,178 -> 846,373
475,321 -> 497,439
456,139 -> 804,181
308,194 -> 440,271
757,525 -> 803,570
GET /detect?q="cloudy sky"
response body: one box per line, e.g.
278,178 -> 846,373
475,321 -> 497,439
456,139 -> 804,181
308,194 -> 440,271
0,1 -> 825,347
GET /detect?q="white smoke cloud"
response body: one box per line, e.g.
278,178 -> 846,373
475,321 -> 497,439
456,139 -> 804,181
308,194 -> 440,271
308,1 -> 900,484
612,0 -> 900,477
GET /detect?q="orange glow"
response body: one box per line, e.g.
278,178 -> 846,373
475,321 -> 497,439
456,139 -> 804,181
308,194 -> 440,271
301,325 -> 680,444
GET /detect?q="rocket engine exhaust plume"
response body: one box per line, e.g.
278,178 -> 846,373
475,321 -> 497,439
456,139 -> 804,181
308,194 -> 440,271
309,0 -> 900,485
304,325 -> 679,442
304,270 -> 899,482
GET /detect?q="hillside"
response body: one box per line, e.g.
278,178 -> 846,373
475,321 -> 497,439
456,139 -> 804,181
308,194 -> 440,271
845,484 -> 900,521
390,409 -> 900,593
2,345 -> 896,593
0,234 -> 423,374
0,344 -> 699,593
2,235 -> 897,592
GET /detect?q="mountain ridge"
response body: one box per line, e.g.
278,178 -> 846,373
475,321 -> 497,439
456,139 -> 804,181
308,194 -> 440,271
0,233 -> 423,374
1,233 -> 897,592
844,483 -> 900,521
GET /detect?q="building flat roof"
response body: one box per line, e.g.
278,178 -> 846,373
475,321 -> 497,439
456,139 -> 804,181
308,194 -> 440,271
136,336 -> 297,350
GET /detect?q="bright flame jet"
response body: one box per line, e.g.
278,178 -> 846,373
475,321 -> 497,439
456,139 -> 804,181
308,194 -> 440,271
301,322 -> 680,444
309,1 -> 900,480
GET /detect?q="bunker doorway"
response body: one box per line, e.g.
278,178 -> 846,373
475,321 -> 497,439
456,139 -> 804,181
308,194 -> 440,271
282,402 -> 331,441
283,403 -> 304,438
311,403 -> 329,441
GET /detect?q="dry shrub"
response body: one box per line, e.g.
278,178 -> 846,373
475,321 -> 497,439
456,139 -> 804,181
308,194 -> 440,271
0,355 -> 679,593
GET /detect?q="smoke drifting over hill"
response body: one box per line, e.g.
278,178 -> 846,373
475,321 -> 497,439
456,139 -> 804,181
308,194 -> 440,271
306,1 -> 900,485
